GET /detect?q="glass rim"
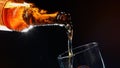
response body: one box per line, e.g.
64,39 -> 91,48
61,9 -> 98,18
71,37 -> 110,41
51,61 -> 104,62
58,42 -> 98,59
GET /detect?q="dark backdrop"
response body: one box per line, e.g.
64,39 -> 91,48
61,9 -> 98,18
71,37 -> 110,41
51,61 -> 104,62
0,0 -> 120,68
0,26 -> 68,68
28,0 -> 120,68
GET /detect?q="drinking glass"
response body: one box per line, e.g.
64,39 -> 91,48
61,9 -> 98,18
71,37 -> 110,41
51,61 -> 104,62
58,42 -> 105,68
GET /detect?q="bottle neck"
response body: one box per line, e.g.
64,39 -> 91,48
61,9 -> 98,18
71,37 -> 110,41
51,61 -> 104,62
23,8 -> 71,26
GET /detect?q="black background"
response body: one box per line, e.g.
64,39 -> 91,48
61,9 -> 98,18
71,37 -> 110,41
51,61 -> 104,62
27,0 -> 120,68
1,0 -> 120,68
0,26 -> 68,68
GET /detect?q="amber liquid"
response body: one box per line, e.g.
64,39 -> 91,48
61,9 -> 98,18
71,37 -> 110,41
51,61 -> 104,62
2,7 -> 28,31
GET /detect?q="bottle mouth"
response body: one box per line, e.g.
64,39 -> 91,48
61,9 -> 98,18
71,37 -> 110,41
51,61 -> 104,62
56,12 -> 71,24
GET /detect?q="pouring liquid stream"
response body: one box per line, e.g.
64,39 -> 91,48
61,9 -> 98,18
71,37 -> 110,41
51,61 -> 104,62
66,24 -> 73,68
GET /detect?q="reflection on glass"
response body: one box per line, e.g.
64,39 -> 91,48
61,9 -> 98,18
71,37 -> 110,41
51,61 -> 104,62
58,42 -> 105,68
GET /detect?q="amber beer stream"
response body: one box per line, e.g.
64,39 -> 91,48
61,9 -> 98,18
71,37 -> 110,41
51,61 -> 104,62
0,0 -> 73,68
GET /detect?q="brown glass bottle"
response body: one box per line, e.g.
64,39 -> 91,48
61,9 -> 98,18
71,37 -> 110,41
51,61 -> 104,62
0,0 -> 71,31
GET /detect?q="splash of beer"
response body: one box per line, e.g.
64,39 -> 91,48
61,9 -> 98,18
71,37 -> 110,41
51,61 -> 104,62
2,1 -> 58,31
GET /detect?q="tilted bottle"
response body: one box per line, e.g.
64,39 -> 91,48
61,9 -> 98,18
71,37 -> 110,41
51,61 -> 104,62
0,0 -> 71,32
